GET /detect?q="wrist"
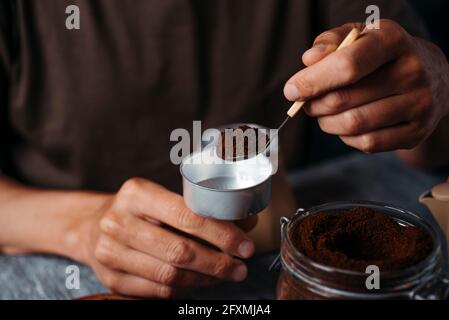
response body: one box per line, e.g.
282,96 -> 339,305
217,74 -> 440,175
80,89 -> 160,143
60,192 -> 112,264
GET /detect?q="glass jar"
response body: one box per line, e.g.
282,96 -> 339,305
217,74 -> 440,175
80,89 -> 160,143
276,201 -> 449,300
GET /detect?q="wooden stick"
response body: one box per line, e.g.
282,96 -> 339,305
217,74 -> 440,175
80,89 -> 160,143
286,28 -> 362,118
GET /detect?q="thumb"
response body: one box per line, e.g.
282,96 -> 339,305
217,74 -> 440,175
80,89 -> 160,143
302,23 -> 364,66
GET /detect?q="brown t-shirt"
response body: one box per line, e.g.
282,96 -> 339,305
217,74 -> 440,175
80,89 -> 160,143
0,0 -> 424,193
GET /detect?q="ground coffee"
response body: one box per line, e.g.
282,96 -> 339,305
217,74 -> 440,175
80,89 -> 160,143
292,207 -> 433,271
218,125 -> 268,160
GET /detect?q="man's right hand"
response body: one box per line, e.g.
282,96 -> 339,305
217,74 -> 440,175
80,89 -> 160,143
79,178 -> 256,298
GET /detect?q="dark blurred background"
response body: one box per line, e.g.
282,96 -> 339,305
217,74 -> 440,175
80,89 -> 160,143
305,0 -> 449,167
410,0 -> 449,56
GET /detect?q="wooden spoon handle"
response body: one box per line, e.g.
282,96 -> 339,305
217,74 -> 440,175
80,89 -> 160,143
336,27 -> 362,51
287,101 -> 304,117
286,27 -> 362,118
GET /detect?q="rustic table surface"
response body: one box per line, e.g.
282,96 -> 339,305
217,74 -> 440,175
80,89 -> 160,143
1,152 -> 447,299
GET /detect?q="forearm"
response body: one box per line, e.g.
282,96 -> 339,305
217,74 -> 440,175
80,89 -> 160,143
396,115 -> 449,169
0,176 -> 109,262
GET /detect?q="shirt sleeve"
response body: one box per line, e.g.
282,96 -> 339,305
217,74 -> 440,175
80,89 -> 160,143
316,0 -> 428,37
0,1 -> 13,172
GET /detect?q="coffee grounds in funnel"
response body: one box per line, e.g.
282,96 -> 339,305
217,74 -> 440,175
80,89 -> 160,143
218,125 -> 269,160
292,207 -> 433,272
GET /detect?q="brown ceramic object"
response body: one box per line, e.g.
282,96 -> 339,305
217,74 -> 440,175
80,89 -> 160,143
420,178 -> 449,249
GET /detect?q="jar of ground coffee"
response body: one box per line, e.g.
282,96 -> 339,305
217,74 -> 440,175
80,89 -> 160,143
276,201 -> 449,300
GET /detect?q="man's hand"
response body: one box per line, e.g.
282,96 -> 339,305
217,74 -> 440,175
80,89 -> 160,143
284,20 -> 449,153
80,178 -> 256,298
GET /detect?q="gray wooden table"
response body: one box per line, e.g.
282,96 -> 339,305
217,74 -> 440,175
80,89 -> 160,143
1,152 -> 447,299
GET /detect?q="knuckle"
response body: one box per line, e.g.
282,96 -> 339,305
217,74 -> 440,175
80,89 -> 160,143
379,18 -> 393,27
315,30 -> 332,41
118,178 -> 144,200
212,257 -> 234,278
406,56 -> 428,84
408,55 -> 425,75
383,19 -> 401,35
166,240 -> 195,266
383,19 -> 400,29
326,89 -> 351,111
103,272 -> 121,292
94,237 -> 114,265
157,285 -> 175,299
314,30 -> 336,45
175,206 -> 203,229
382,19 -> 406,43
360,134 -> 377,154
337,54 -> 360,84
343,111 -> 363,135
217,229 -> 239,252
293,74 -> 315,97
99,214 -> 122,237
157,264 -> 180,286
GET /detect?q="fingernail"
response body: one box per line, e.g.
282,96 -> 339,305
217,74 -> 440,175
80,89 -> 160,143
232,264 -> 248,282
284,84 -> 300,101
238,240 -> 255,258
305,43 -> 327,56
